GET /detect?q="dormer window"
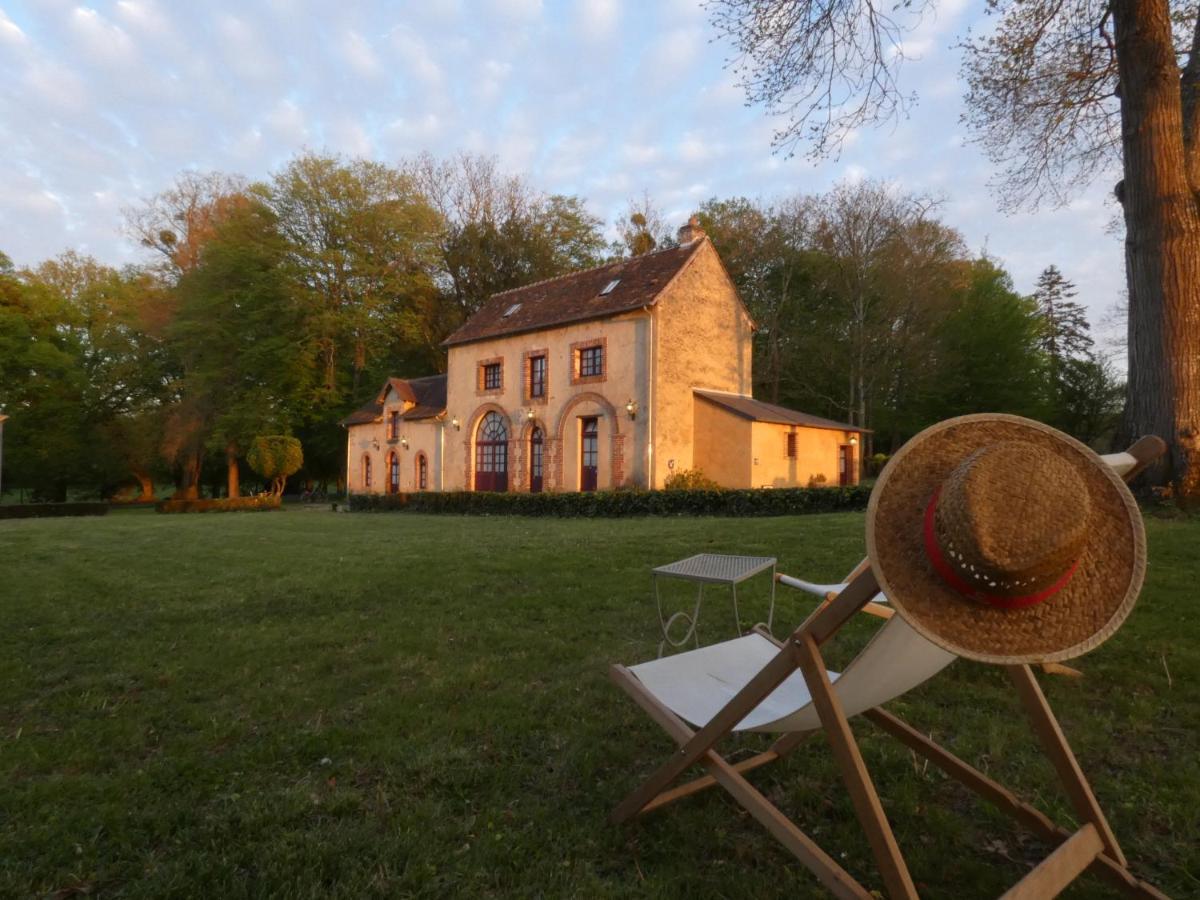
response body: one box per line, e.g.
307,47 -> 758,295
502,302 -> 522,318
600,279 -> 620,295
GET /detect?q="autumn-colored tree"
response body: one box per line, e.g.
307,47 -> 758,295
709,0 -> 1200,498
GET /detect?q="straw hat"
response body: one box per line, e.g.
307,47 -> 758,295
866,414 -> 1146,664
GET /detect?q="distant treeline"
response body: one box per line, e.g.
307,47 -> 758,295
0,151 -> 1119,502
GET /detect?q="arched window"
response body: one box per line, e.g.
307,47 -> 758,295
474,412 -> 508,492
388,452 -> 400,494
529,426 -> 544,493
362,454 -> 372,489
417,453 -> 428,491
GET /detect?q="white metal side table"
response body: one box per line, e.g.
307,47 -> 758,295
652,553 -> 777,656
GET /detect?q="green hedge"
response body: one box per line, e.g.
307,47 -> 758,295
0,502 -> 109,520
156,495 -> 282,514
348,486 -> 870,517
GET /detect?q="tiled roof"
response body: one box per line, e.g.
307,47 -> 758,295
441,240 -> 705,347
694,390 -> 868,432
340,374 -> 447,427
398,374 -> 447,415
340,400 -> 382,427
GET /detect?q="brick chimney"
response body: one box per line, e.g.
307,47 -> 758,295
677,214 -> 705,244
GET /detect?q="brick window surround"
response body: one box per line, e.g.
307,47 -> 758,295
523,348 -> 549,403
476,356 -> 504,395
570,337 -> 607,386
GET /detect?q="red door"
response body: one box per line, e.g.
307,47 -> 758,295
529,427 -> 544,493
580,417 -> 598,492
474,412 -> 509,492
838,445 -> 852,486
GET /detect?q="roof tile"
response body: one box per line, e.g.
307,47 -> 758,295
442,240 -> 703,347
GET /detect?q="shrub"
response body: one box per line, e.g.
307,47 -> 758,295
807,473 -> 828,488
347,485 -> 870,517
870,453 -> 889,476
662,467 -> 723,491
156,495 -> 282,514
246,436 -> 303,496
0,503 -> 109,520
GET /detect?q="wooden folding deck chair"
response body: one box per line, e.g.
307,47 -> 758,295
610,430 -> 1167,899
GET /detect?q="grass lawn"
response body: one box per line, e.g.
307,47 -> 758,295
2,509 -> 1197,898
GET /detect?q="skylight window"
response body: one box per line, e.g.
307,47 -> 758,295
600,279 -> 620,295
502,302 -> 522,318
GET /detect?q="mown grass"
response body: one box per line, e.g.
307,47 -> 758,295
1,509 -> 1197,898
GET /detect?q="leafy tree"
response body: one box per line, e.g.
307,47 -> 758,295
170,197 -> 314,498
262,152 -> 442,400
924,260 -> 1051,422
708,0 -> 1200,499
0,262 -> 89,500
1053,354 -> 1126,445
246,435 -> 303,496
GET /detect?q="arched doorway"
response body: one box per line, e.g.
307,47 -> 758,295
475,412 -> 508,492
529,426 -> 544,493
387,451 -> 400,494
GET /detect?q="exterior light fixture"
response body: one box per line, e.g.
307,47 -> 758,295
401,437 -> 409,449
371,438 -> 380,451
451,417 -> 460,431
849,435 -> 859,446
625,399 -> 638,420
526,408 -> 536,421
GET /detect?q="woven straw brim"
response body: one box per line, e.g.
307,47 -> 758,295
866,414 -> 1146,664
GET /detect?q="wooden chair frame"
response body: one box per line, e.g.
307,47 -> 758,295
610,437 -> 1169,899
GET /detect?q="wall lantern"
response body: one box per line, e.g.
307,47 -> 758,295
371,438 -> 380,451
526,408 -> 536,422
451,417 -> 461,431
625,399 -> 639,420
401,437 -> 409,449
849,435 -> 859,446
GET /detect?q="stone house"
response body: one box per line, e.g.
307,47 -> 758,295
341,218 -> 864,494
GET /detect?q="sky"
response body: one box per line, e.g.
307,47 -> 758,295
0,0 -> 1125,349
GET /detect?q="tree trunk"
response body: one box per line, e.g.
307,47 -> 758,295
1115,0 -> 1200,501
173,449 -> 203,500
226,440 -> 240,498
133,469 -> 154,501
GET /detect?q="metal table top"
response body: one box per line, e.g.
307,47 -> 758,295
652,553 -> 777,586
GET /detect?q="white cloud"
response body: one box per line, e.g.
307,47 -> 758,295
69,7 -> 136,65
340,29 -> 383,79
487,0 -> 542,21
577,0 -> 619,40
0,9 -> 29,46
390,28 -> 445,87
114,0 -> 172,37
265,100 -> 308,144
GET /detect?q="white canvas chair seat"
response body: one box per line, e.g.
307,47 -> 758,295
630,617 -> 956,734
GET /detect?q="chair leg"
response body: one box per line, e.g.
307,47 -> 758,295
1007,664 -> 1127,867
864,707 -> 1167,899
794,632 -> 920,900
610,664 -> 872,899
